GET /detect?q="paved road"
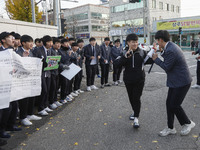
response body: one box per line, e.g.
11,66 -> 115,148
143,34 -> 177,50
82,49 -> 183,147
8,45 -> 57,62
2,52 -> 200,150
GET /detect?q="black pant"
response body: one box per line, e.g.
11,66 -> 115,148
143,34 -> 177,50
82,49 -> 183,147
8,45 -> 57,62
0,101 -> 18,131
49,74 -> 57,105
125,81 -> 144,118
100,64 -> 110,85
197,61 -> 200,85
166,84 -> 191,129
74,70 -> 83,91
113,64 -> 122,82
86,64 -> 97,86
60,75 -> 70,100
38,75 -> 51,111
19,97 -> 35,119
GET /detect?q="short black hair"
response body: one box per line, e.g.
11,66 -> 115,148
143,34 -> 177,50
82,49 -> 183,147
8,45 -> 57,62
13,33 -> 21,40
89,37 -> 96,42
58,36 -> 64,40
42,35 -> 52,46
71,42 -> 78,47
155,30 -> 170,42
53,38 -> 61,44
0,32 -> 12,44
35,38 -> 41,43
126,34 -> 138,43
21,35 -> 33,46
77,39 -> 84,44
114,39 -> 120,43
198,32 -> 200,35
69,37 -> 76,41
61,38 -> 69,44
10,32 -> 15,36
104,37 -> 110,41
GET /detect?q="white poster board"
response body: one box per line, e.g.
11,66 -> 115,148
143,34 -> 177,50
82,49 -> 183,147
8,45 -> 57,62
61,63 -> 81,80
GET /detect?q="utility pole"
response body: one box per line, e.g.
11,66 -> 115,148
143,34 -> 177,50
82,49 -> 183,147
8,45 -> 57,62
143,0 -> 146,44
53,0 -> 57,26
31,0 -> 36,23
45,0 -> 48,25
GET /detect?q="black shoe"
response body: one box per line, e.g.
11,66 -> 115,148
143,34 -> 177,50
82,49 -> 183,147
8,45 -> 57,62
0,139 -> 7,146
0,132 -> 11,138
129,114 -> 135,120
6,126 -> 22,132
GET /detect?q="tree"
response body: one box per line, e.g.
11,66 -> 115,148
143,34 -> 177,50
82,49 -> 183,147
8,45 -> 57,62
5,0 -> 43,23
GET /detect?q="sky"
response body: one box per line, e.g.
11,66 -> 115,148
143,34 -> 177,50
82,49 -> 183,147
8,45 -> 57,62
0,0 -> 200,18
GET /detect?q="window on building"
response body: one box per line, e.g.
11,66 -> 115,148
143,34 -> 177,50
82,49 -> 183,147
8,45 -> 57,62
92,25 -> 108,31
152,0 -> 156,9
159,2 -> 163,10
66,13 -> 88,22
112,21 -> 126,27
75,26 -> 89,32
91,12 -> 109,20
166,3 -> 169,11
152,17 -> 157,21
171,5 -> 174,12
111,1 -> 143,13
176,6 -> 180,13
112,18 -> 143,28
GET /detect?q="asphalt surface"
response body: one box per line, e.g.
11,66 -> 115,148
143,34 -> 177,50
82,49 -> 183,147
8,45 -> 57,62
2,51 -> 200,150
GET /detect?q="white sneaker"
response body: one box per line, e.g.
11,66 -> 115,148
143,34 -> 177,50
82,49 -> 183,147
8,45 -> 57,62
68,94 -> 75,99
133,117 -> 139,128
91,85 -> 98,90
60,99 -> 68,104
159,127 -> 177,137
50,103 -> 58,110
44,107 -> 53,113
54,101 -> 62,107
38,110 -> 48,116
180,121 -> 195,136
27,115 -> 42,121
78,89 -> 84,93
118,80 -> 123,84
75,90 -> 80,95
71,92 -> 78,97
191,84 -> 200,89
114,81 -> 118,86
66,96 -> 73,102
87,86 -> 91,91
21,118 -> 32,126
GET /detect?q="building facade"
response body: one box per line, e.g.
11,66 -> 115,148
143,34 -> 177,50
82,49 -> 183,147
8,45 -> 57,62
63,4 -> 109,45
152,16 -> 200,50
109,0 -> 180,45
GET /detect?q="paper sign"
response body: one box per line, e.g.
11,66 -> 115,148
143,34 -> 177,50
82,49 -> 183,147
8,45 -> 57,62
61,63 -> 81,80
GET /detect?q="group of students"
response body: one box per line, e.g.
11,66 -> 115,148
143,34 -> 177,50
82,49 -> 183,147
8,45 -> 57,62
0,31 -> 125,146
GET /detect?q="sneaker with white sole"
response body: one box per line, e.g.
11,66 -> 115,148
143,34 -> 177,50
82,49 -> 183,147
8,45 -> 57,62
180,121 -> 195,136
60,99 -> 67,104
114,81 -> 118,86
54,101 -> 62,107
159,127 -> 177,137
38,110 -> 48,116
133,117 -> 140,128
74,91 -> 80,95
118,80 -> 123,84
27,115 -> 42,121
78,89 -> 84,93
191,84 -> 200,89
66,96 -> 72,102
71,92 -> 78,97
68,94 -> 75,99
129,113 -> 135,120
44,107 -> 53,113
87,86 -> 91,91
91,85 -> 98,90
21,118 -> 32,126
50,103 -> 58,110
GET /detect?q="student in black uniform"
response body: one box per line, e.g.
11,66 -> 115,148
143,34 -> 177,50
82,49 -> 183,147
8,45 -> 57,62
99,37 -> 112,88
33,35 -> 53,116
16,35 -> 42,126
34,38 -> 43,51
49,38 -> 63,109
13,33 -> 21,52
58,38 -> 72,103
114,33 -> 153,128
0,32 -> 22,138
84,37 -> 101,91
68,37 -> 76,50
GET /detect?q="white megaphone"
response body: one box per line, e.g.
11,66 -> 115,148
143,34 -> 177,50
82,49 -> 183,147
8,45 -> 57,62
147,48 -> 155,58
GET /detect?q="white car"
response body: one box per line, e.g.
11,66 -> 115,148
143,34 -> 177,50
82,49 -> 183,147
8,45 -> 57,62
138,43 -> 151,51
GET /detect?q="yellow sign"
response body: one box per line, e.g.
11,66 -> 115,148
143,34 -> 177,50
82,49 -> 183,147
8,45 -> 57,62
157,19 -> 200,30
